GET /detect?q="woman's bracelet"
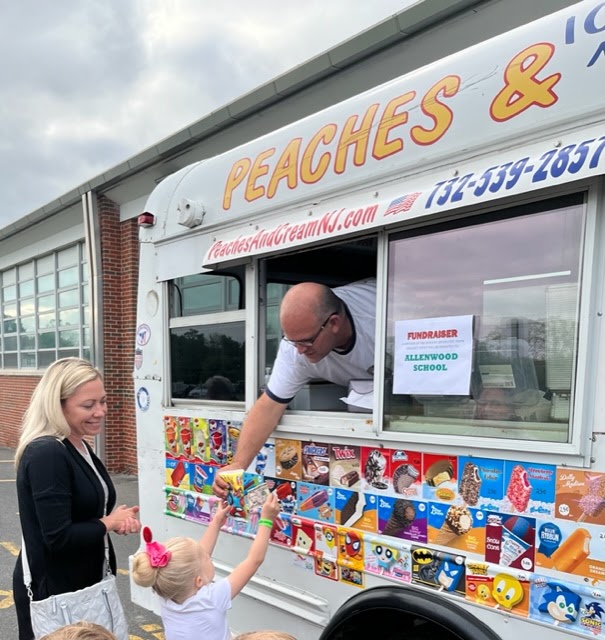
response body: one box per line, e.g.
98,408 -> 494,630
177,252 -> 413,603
258,518 -> 273,529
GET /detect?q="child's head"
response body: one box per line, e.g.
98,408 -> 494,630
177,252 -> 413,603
233,632 -> 297,640
132,535 -> 214,604
40,621 -> 117,639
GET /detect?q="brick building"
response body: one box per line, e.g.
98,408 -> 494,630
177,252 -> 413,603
0,0 -> 575,472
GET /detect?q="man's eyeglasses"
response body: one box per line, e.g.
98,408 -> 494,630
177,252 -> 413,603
282,312 -> 337,348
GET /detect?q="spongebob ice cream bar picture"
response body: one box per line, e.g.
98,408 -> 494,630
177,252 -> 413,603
132,2 -> 605,638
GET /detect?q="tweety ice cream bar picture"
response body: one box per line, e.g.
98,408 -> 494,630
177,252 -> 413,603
218,468 -> 247,519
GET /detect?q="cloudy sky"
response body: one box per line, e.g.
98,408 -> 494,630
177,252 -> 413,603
0,0 -> 416,231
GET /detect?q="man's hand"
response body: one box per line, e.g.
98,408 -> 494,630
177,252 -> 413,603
212,464 -> 238,499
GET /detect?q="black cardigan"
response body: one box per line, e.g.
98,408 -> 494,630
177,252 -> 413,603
13,436 -> 117,639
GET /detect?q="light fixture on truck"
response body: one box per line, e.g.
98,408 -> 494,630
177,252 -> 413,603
138,212 -> 155,227
177,198 -> 205,228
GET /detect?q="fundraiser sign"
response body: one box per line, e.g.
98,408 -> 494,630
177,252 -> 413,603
393,315 -> 473,395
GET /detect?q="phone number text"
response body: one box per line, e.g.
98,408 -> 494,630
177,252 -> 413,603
425,136 -> 605,209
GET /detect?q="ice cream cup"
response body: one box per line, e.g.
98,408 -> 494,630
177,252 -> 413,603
500,528 -> 530,566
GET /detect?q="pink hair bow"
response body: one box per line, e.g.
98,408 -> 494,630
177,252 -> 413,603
143,526 -> 171,568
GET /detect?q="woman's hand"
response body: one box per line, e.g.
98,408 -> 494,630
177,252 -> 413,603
115,515 -> 142,536
101,504 -> 140,534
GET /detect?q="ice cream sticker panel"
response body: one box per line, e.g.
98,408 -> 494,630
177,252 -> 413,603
162,416 -> 605,637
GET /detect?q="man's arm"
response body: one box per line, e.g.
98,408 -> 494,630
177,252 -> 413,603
212,393 -> 287,498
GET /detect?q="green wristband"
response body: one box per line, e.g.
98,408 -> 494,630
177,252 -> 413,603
258,518 -> 273,529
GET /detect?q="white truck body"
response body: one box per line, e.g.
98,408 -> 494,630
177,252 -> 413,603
132,3 -> 605,638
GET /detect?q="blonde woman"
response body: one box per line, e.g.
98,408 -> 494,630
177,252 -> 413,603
13,358 -> 141,640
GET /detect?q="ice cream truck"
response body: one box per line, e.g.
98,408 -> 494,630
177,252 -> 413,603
131,2 -> 605,638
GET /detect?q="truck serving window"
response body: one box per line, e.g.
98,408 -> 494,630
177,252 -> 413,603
384,193 -> 585,443
169,272 -> 245,402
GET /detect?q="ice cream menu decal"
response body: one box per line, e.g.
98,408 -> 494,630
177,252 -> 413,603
162,416 -> 605,638
393,315 -> 473,395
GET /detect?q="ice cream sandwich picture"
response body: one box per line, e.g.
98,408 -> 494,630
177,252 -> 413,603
275,439 -> 302,480
423,455 -> 458,502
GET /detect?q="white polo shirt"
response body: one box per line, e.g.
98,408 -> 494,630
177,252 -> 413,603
266,278 -> 376,402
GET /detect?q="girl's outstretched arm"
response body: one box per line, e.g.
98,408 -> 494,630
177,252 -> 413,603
228,492 -> 280,598
200,499 -> 230,555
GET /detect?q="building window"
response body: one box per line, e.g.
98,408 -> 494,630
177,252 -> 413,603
169,273 -> 245,401
0,243 -> 90,369
383,193 -> 585,443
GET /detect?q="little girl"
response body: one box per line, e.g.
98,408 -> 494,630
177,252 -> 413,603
132,492 -> 279,640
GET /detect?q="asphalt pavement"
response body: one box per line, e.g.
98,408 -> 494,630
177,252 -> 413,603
0,447 -> 164,639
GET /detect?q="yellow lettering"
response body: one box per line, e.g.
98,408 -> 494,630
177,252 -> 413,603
412,75 -> 460,145
301,125 -> 337,184
490,44 -> 560,122
267,138 -> 301,198
223,158 -> 251,210
335,104 -> 380,174
245,148 -> 275,203
373,91 -> 415,159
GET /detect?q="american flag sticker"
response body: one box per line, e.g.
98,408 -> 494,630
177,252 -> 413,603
384,192 -> 422,216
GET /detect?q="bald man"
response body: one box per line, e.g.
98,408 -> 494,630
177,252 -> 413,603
212,277 -> 376,498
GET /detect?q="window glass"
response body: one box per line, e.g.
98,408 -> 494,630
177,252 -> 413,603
58,267 -> 78,288
20,335 -> 35,349
170,322 -> 245,401
3,285 -> 16,302
39,332 -> 56,348
59,289 -> 79,308
19,280 -> 34,297
83,327 -> 90,347
36,254 -> 54,274
20,352 -> 36,368
171,274 -> 241,317
20,317 -> 35,332
19,263 -> 34,279
2,244 -> 86,368
58,246 -> 78,268
59,309 -> 79,327
58,348 -> 79,359
37,274 -> 55,293
38,313 -> 56,330
20,299 -> 35,316
37,350 -> 57,366
2,268 -> 16,285
384,195 -> 585,443
227,279 -> 239,308
82,262 -> 89,280
4,353 -> 17,367
59,330 -> 79,347
265,283 -> 291,367
3,304 -> 17,333
38,294 -> 55,313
